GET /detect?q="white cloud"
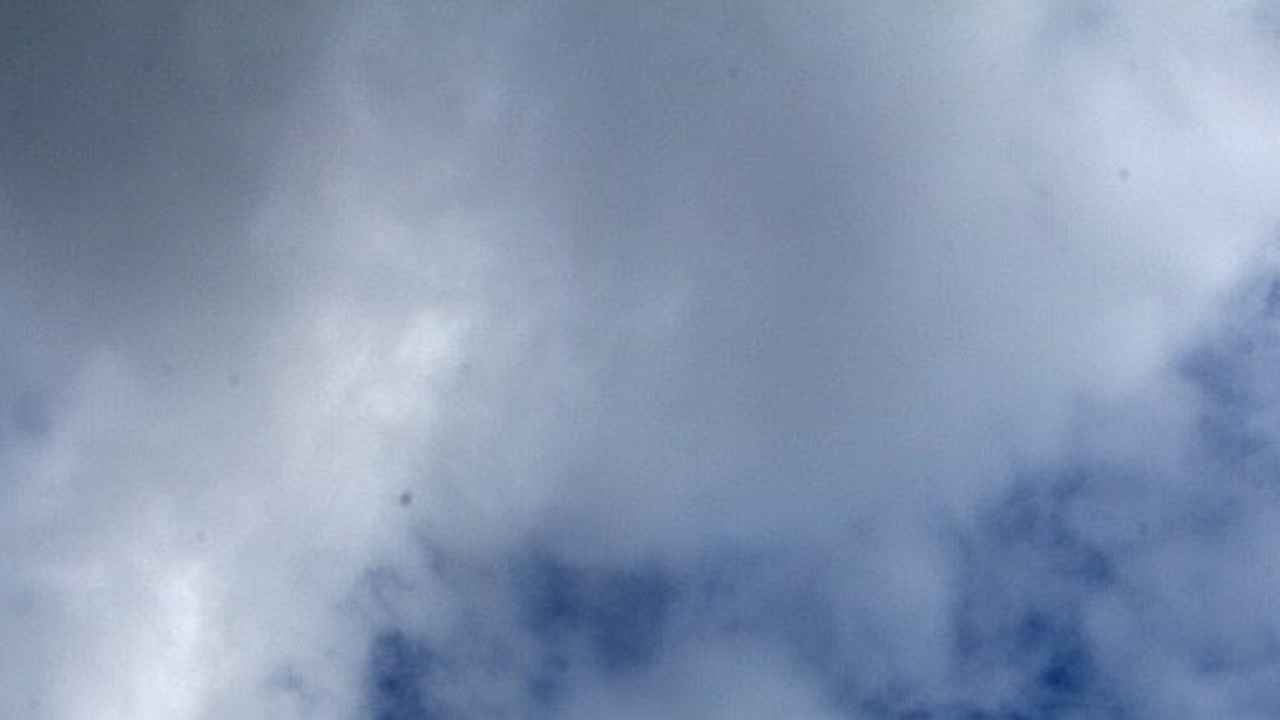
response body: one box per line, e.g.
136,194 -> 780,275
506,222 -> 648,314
7,2 -> 1280,718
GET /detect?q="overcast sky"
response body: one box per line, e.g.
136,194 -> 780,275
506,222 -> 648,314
6,2 -> 1280,718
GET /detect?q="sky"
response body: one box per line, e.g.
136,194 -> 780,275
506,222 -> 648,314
5,2 -> 1280,718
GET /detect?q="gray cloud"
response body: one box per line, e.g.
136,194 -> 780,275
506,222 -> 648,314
6,2 -> 1280,718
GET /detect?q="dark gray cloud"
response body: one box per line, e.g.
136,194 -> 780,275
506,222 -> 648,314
6,2 -> 1280,719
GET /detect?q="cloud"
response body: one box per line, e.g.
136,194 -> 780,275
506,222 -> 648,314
6,2 -> 1280,718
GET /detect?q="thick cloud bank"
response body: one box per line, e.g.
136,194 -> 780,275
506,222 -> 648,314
6,2 -> 1280,718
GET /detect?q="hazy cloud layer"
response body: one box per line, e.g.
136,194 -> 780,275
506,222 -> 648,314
6,2 -> 1280,718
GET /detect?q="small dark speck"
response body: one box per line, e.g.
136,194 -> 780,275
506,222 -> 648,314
727,66 -> 741,80
228,373 -> 241,388
196,530 -> 208,544
1117,167 -> 1130,182
398,491 -> 413,507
